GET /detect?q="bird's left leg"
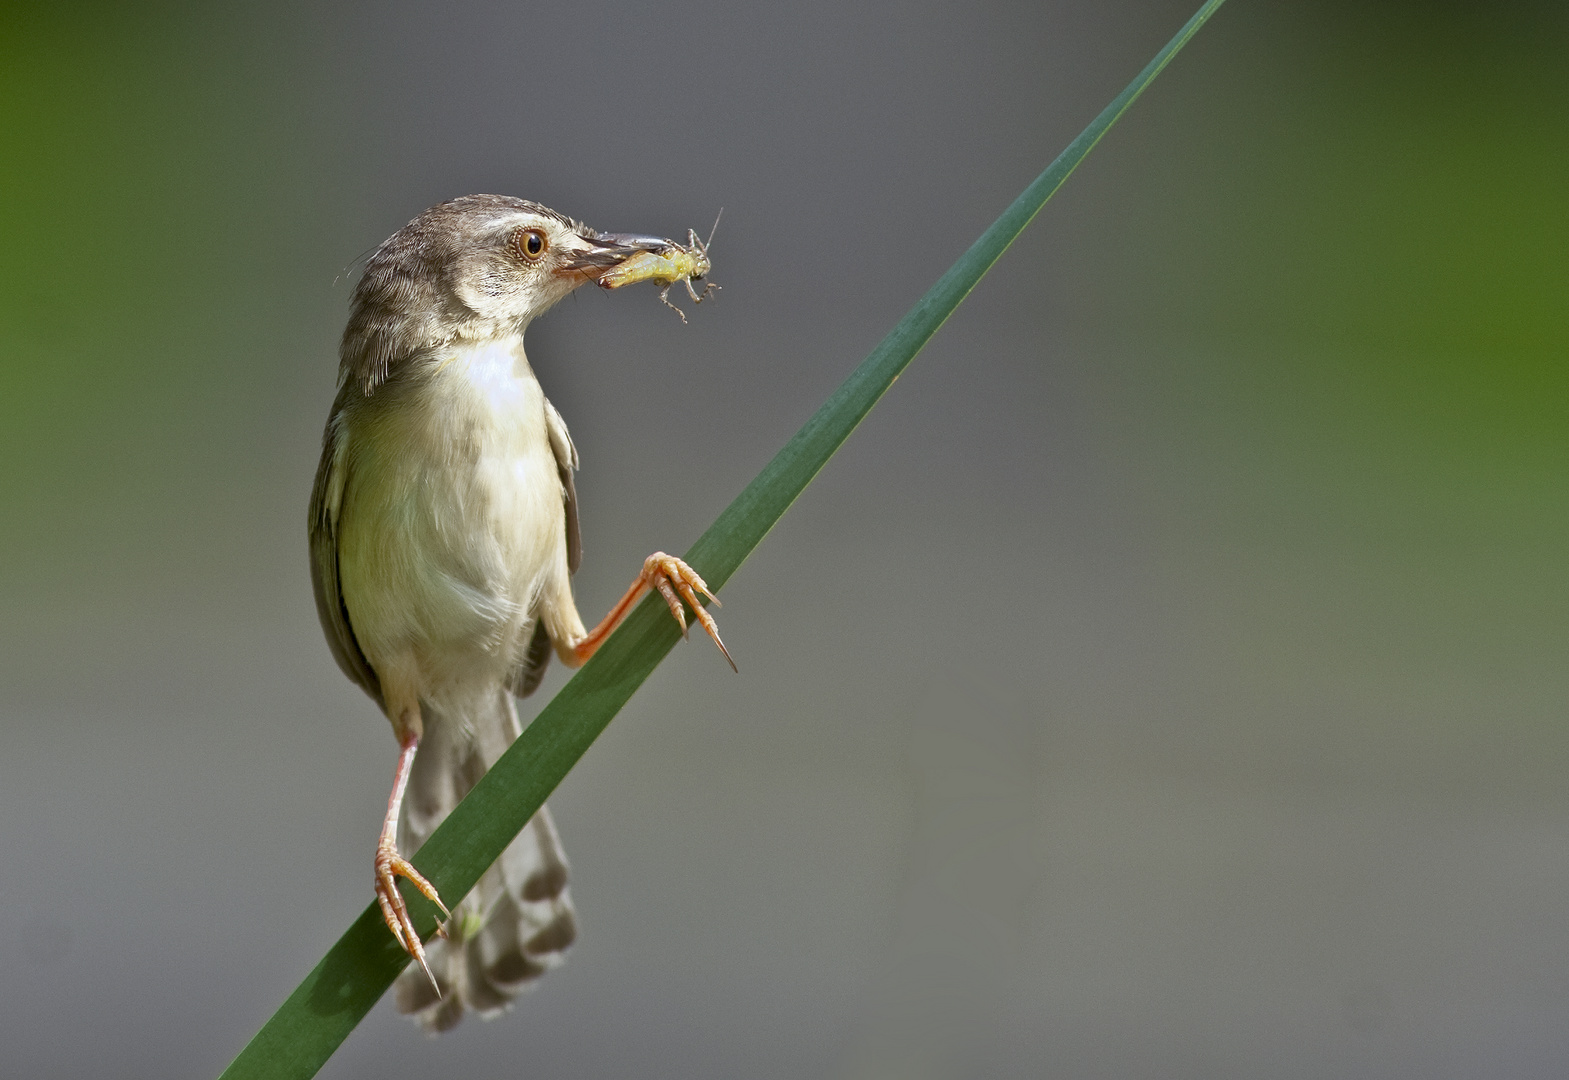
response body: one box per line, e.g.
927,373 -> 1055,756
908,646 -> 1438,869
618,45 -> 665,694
374,688 -> 451,992
545,551 -> 734,671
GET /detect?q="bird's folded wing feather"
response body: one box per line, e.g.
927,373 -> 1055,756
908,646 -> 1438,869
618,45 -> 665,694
544,397 -> 581,576
507,396 -> 580,699
309,397 -> 384,707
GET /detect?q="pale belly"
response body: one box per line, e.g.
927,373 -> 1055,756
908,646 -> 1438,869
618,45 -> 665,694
336,339 -> 567,707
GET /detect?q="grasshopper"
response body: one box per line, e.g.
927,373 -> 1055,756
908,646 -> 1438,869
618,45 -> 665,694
597,212 -> 721,323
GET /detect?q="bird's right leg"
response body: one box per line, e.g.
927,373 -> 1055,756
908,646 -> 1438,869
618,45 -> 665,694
543,551 -> 734,671
374,687 -> 451,992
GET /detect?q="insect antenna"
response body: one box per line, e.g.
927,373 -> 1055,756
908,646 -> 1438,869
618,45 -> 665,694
700,207 -> 724,255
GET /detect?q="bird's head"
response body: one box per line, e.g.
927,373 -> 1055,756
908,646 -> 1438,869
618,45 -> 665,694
341,195 -> 673,393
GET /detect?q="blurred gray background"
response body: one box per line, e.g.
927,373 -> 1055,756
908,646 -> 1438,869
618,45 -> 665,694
3,1 -> 1568,1076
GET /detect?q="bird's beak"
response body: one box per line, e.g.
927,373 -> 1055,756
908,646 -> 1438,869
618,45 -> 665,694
555,231 -> 671,284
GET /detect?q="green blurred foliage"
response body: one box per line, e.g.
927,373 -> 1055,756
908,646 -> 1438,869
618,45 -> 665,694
0,4 -> 329,584
1063,2 -> 1569,580
1100,2 -> 1567,455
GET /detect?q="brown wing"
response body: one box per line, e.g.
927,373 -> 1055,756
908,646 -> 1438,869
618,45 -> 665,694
545,397 -> 582,576
309,396 -> 384,708
507,398 -> 580,698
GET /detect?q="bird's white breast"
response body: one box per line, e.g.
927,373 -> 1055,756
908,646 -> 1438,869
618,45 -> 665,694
336,334 -> 567,705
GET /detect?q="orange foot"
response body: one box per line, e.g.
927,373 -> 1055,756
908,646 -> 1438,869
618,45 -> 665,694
642,552 -> 735,671
571,551 -> 736,671
375,838 -> 451,991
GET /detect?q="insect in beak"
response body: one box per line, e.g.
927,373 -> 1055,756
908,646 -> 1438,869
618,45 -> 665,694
555,233 -> 672,284
595,210 -> 723,323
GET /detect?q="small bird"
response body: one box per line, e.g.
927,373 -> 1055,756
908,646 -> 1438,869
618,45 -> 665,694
308,195 -> 732,1032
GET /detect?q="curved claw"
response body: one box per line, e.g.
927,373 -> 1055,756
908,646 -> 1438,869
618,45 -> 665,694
652,574 -> 688,637
376,842 -> 451,995
642,553 -> 737,671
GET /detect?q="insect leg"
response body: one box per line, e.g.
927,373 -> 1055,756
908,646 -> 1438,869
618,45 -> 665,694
658,284 -> 689,323
686,278 -> 720,304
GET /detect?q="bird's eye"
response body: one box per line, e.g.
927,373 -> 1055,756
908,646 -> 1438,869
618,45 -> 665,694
515,228 -> 547,261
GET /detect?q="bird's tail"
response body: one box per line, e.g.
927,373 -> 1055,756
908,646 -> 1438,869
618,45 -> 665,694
393,687 -> 576,1033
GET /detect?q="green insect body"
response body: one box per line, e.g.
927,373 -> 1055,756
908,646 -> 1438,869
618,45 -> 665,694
598,226 -> 719,323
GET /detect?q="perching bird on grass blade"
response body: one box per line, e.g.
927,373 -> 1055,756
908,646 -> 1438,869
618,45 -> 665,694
308,195 -> 733,1032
